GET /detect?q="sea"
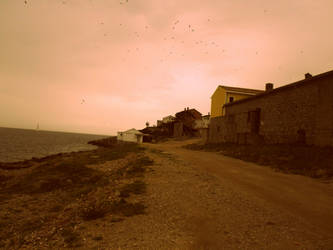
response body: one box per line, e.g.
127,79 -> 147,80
0,127 -> 108,163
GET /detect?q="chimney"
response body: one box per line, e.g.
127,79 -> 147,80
265,83 -> 274,92
305,73 -> 312,79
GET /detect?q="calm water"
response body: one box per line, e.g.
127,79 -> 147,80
0,127 -> 108,163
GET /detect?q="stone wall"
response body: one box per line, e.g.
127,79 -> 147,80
199,128 -> 209,143
209,73 -> 333,146
209,116 -> 237,143
314,77 -> 333,146
173,122 -> 183,137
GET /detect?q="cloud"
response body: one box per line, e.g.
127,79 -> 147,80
0,0 -> 333,134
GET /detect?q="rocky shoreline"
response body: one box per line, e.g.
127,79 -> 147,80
0,139 -> 154,248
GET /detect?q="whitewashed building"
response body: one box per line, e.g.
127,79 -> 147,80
117,128 -> 144,143
194,114 -> 210,129
162,115 -> 176,124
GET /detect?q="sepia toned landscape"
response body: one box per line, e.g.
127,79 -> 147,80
1,0 -> 333,249
1,137 -> 333,249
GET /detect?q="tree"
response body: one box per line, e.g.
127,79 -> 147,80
145,121 -> 150,127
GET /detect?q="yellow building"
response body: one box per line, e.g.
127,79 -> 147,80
211,85 -> 263,117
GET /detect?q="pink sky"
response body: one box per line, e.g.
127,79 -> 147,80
1,0 -> 333,135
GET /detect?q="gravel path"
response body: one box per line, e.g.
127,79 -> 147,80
101,140 -> 333,249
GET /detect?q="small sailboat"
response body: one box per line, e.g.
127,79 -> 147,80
36,122 -> 39,131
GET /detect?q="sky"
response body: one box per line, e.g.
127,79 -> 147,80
1,0 -> 333,135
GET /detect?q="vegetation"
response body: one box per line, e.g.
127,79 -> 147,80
185,143 -> 333,179
0,140 -> 154,248
119,180 -> 147,198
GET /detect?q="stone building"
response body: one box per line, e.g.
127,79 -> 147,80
209,70 -> 333,146
175,108 -> 202,128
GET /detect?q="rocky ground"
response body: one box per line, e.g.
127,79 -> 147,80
1,139 -> 332,249
124,145 -> 333,249
0,143 -> 153,249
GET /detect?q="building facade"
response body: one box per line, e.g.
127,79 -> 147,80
209,70 -> 333,146
210,85 -> 263,118
162,115 -> 176,124
117,128 -> 144,143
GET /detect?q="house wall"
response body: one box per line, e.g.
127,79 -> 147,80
199,128 -> 209,142
194,118 -> 210,129
173,122 -> 183,137
117,132 -> 143,143
209,75 -> 333,146
211,87 -> 258,117
175,109 -> 202,129
314,77 -> 333,146
209,116 -> 237,143
211,87 -> 226,118
223,92 -> 256,115
162,116 -> 175,123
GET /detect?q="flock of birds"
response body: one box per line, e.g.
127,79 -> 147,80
21,0 -> 289,61
21,0 -> 307,105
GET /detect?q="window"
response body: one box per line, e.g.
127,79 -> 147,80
229,96 -> 234,102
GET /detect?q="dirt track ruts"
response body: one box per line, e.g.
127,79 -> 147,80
134,139 -> 333,249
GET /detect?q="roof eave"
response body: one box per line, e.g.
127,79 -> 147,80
224,69 -> 333,107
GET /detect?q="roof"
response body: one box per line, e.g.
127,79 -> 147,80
176,108 -> 202,117
220,85 -> 264,95
224,69 -> 333,107
120,128 -> 144,135
162,115 -> 175,119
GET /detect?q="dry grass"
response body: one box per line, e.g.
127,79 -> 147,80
88,136 -> 117,148
185,143 -> 333,179
61,227 -> 82,247
0,142 -> 153,249
110,199 -> 146,217
119,180 -> 146,198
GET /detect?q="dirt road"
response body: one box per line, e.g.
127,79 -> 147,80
138,139 -> 333,249
3,140 -> 332,249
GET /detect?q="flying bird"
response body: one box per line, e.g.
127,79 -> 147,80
81,99 -> 86,104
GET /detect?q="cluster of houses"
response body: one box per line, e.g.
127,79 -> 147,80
118,69 -> 333,147
117,107 -> 209,143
